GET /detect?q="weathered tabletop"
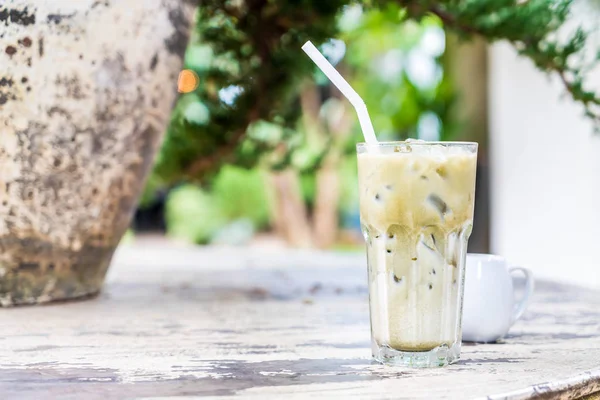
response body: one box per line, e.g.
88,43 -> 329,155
1,244 -> 600,400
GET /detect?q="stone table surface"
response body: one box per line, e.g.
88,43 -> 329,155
1,244 -> 600,400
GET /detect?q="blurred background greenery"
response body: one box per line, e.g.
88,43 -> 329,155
133,3 -> 480,250
125,0 -> 600,287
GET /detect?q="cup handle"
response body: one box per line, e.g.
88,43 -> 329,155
508,266 -> 534,323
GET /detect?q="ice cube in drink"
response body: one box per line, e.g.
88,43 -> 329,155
357,141 -> 477,367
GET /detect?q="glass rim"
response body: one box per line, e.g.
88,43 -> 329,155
357,140 -> 478,148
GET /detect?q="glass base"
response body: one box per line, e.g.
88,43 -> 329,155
373,341 -> 461,368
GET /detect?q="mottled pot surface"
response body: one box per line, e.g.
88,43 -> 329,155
0,0 -> 195,306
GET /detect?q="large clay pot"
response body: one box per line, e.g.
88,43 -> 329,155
0,0 -> 195,306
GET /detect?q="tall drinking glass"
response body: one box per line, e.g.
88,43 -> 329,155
357,141 -> 478,367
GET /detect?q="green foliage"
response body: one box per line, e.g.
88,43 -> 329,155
164,165 -> 270,244
165,184 -> 225,244
299,172 -> 317,208
341,5 -> 456,141
154,0 -> 600,186
154,0 -> 346,184
144,0 -> 600,248
211,165 -> 271,229
398,0 -> 600,126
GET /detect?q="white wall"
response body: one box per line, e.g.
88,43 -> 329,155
489,42 -> 600,288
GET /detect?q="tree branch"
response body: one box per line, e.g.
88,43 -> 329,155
398,0 -> 600,123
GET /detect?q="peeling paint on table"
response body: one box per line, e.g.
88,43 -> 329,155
1,245 -> 599,399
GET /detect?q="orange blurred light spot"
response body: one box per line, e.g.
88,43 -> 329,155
178,69 -> 199,93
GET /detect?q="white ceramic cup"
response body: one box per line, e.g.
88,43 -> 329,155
462,254 -> 534,343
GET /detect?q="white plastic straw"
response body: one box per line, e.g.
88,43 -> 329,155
302,41 -> 378,145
